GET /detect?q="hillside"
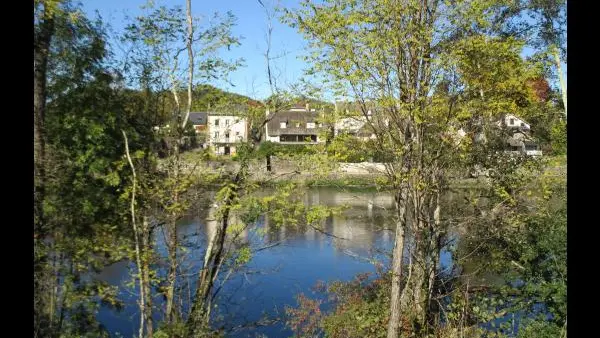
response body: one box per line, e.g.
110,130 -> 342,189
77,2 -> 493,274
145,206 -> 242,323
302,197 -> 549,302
191,84 -> 259,111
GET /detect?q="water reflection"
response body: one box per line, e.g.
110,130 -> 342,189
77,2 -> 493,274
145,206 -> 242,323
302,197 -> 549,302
97,187 -> 457,338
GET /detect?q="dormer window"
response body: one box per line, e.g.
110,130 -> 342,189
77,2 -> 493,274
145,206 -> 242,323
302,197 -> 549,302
520,123 -> 525,127
307,122 -> 316,129
280,122 -> 287,129
295,122 -> 301,128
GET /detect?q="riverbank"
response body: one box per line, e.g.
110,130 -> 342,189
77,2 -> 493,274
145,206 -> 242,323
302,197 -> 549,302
175,152 -> 566,190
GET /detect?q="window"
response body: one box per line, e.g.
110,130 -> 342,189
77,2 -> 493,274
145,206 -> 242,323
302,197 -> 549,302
307,122 -> 316,129
520,123 -> 525,127
509,118 -> 514,125
280,122 -> 287,129
225,132 -> 230,140
225,119 -> 230,126
236,131 -> 240,136
215,119 -> 220,126
214,132 -> 219,139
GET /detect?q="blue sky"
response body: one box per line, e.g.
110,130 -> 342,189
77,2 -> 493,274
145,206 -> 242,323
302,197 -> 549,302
82,0 -> 308,100
81,0 -> 565,100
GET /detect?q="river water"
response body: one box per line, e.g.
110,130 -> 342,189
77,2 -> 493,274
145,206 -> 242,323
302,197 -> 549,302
96,187 -> 458,337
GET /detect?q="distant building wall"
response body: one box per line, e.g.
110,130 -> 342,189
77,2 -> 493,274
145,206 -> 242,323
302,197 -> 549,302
207,115 -> 247,146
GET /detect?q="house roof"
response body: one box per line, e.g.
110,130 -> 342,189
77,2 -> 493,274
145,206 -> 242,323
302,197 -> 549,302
266,110 -> 327,136
498,114 -> 531,128
189,112 -> 208,125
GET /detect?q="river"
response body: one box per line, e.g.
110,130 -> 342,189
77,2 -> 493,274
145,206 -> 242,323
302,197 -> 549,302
96,187 -> 460,337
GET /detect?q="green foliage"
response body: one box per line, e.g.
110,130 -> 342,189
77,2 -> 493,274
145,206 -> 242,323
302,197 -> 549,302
286,173 -> 566,337
286,273 -> 391,338
155,320 -> 223,338
517,320 -> 563,338
549,119 -> 567,155
191,84 -> 255,111
326,134 -> 368,162
257,141 -> 318,157
457,173 -> 566,335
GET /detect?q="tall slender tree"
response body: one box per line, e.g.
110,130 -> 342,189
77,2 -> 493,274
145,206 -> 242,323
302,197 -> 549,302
287,0 -> 545,335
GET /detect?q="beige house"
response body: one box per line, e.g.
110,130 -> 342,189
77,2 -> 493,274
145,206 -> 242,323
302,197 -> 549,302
207,114 -> 248,155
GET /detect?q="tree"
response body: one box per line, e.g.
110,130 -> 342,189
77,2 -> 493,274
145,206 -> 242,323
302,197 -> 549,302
34,2 -> 139,337
491,0 -> 567,117
184,1 -> 339,335
449,159 -> 566,336
287,0 -> 545,336
121,1 -> 242,331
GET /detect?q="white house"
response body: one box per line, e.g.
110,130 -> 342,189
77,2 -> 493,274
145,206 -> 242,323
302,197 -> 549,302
207,114 -> 247,155
497,114 -> 531,131
449,113 -> 542,157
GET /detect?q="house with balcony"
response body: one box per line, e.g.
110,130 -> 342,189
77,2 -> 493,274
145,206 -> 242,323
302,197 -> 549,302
265,105 -> 327,144
207,114 -> 248,155
505,132 -> 543,156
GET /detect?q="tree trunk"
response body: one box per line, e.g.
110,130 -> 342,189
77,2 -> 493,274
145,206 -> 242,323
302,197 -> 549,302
33,10 -> 55,336
34,4 -> 55,238
266,154 -> 272,172
181,0 -> 194,130
165,216 -> 178,324
186,162 -> 247,337
552,46 -> 567,119
122,130 -> 146,338
387,190 -> 407,338
405,225 -> 426,332
142,216 -> 154,338
426,188 -> 442,314
185,211 -> 229,337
